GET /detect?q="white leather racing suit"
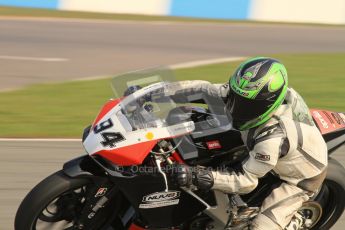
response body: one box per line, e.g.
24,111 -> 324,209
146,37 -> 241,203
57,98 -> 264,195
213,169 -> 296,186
164,80 -> 328,229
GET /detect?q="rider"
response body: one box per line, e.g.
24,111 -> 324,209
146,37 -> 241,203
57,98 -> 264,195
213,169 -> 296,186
168,57 -> 328,230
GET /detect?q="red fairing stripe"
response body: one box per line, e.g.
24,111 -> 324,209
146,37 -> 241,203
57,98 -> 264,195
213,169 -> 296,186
310,109 -> 345,135
128,223 -> 146,230
171,151 -> 185,163
94,140 -> 158,166
93,99 -> 121,127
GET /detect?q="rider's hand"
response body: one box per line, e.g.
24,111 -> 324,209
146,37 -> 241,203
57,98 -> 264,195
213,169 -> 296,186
170,164 -> 214,190
169,164 -> 193,187
192,166 -> 214,190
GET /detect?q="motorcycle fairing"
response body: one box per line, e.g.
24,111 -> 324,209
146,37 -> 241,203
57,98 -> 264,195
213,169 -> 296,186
95,140 -> 158,165
311,109 -> 345,154
92,98 -> 122,127
128,223 -> 146,230
114,172 -> 207,227
83,82 -> 195,166
311,109 -> 345,135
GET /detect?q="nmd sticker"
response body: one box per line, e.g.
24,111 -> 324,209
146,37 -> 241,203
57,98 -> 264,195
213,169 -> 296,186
139,191 -> 180,209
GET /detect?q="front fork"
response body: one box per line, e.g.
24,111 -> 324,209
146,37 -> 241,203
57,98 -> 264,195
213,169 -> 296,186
75,181 -> 121,229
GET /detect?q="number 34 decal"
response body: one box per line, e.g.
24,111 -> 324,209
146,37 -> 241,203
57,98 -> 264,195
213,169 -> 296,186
93,118 -> 125,147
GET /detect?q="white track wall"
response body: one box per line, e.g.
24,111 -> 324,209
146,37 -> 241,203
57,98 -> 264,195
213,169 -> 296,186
250,0 -> 345,25
60,0 -> 170,15
1,0 -> 345,24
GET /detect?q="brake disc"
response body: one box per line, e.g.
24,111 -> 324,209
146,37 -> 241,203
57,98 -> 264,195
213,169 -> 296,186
299,201 -> 322,229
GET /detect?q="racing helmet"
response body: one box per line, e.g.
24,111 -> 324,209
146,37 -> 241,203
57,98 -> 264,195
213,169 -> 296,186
226,57 -> 288,130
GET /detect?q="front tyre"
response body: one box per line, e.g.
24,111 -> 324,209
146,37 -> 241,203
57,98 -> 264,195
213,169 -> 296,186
15,171 -> 95,230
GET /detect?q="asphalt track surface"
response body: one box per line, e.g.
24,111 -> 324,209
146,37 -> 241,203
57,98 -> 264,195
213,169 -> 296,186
1,18 -> 345,229
1,18 -> 345,90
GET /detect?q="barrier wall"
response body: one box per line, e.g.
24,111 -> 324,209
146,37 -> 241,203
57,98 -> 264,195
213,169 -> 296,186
0,0 -> 58,9
59,0 -> 170,15
1,0 -> 345,25
170,0 -> 251,20
250,0 -> 345,25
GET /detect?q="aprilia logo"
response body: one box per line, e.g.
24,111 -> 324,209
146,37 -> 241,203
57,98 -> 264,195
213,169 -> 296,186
142,191 -> 180,203
206,140 -> 222,150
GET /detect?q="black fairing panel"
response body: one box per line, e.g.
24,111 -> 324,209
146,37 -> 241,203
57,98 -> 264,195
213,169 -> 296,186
114,174 -> 206,227
192,130 -> 243,158
63,155 -> 106,178
167,106 -> 244,165
63,156 -> 206,227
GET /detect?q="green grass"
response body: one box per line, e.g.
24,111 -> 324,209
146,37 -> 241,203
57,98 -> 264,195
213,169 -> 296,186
1,6 -> 344,27
0,53 -> 344,137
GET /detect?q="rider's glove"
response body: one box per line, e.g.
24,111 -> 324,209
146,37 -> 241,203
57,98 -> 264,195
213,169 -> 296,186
172,164 -> 214,190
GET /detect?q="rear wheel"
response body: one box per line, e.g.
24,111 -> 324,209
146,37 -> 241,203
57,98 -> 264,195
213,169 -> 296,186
311,158 -> 345,230
15,171 -> 121,230
311,180 -> 345,230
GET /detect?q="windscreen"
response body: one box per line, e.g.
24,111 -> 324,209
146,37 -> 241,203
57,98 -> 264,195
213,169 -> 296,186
111,68 -> 182,132
110,67 -> 232,160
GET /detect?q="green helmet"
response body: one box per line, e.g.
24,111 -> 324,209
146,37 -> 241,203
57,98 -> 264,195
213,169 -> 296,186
226,57 -> 288,131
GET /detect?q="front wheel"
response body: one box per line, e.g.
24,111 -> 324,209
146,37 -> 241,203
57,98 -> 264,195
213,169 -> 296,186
15,171 -> 120,230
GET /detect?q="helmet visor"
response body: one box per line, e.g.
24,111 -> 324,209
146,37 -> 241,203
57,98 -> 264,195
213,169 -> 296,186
225,89 -> 274,129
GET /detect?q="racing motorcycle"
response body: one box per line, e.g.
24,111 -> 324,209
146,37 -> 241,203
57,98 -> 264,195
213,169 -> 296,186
15,68 -> 345,230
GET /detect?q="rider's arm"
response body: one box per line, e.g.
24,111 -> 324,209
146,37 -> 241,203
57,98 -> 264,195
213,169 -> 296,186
164,80 -> 229,102
211,125 -> 285,194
